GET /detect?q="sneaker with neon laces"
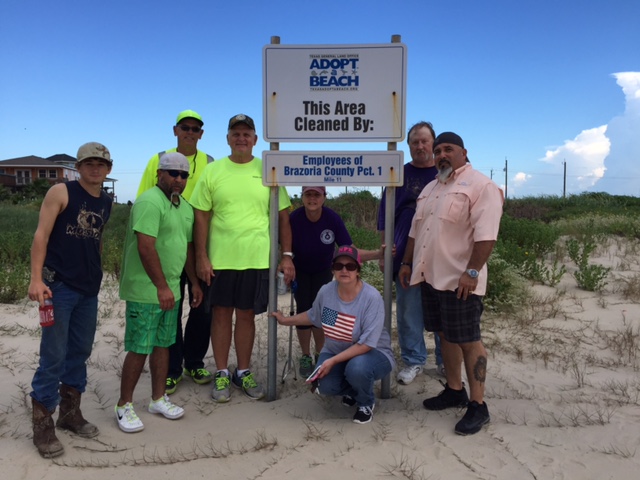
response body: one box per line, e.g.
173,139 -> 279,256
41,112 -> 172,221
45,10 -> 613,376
352,404 -> 375,424
232,369 -> 265,400
165,375 -> 182,395
397,365 -> 422,385
148,394 -> 185,420
115,403 -> 144,433
183,367 -> 213,385
298,355 -> 314,377
211,371 -> 231,403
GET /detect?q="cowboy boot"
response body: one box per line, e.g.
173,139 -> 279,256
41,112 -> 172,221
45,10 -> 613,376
32,397 -> 64,458
56,384 -> 99,438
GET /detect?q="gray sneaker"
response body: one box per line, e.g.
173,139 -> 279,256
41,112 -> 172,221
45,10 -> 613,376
211,371 -> 231,403
232,370 -> 265,400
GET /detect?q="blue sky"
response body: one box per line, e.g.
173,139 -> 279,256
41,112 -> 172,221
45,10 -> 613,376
1,0 -> 638,202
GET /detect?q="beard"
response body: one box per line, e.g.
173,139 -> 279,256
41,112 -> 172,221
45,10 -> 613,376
437,164 -> 453,183
170,191 -> 181,207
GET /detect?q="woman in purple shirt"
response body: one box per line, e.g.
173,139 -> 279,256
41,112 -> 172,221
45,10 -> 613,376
289,186 -> 382,377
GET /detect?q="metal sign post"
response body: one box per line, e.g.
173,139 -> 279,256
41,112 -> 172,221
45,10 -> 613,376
264,35 -> 406,402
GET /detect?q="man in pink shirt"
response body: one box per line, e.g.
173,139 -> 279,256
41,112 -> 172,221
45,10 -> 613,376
399,132 -> 503,435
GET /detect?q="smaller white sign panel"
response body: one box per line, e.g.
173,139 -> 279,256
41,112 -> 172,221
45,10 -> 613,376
263,151 -> 404,187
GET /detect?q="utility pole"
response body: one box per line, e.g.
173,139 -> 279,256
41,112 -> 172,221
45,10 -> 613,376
490,168 -> 493,180
503,157 -> 508,199
563,160 -> 567,198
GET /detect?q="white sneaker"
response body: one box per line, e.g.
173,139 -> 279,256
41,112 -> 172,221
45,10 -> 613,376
148,394 -> 185,420
397,365 -> 423,385
436,363 -> 446,378
115,403 -> 144,433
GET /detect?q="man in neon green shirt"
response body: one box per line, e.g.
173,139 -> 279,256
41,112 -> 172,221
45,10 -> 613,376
190,114 -> 295,402
137,109 -> 214,395
117,152 -> 202,433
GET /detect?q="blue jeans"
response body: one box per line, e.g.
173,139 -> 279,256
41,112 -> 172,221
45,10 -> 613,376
317,349 -> 392,407
31,281 -> 98,411
395,277 -> 442,366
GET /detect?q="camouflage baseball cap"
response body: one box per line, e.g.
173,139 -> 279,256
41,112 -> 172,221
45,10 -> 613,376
76,142 -> 112,164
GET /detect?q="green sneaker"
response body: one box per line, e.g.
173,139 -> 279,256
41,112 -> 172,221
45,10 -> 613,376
165,375 -> 182,395
299,355 -> 314,377
183,367 -> 213,385
232,370 -> 265,400
211,371 -> 231,403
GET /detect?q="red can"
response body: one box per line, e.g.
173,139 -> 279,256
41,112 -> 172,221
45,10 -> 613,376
39,297 -> 55,327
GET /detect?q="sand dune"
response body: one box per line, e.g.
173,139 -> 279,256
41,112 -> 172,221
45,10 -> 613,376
1,245 -> 639,480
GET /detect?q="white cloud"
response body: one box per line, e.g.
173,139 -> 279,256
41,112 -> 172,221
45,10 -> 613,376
513,172 -> 531,186
539,125 -> 610,192
593,72 -> 640,196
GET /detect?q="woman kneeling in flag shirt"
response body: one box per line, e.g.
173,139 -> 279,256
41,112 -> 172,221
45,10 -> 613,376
273,245 -> 394,424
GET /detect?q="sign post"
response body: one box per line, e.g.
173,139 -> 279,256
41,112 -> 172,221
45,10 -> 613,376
264,36 -> 406,402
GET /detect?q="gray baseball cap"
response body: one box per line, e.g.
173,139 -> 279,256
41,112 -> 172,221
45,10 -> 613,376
159,152 -> 189,171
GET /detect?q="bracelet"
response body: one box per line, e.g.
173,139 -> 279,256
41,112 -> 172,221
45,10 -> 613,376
400,262 -> 412,268
282,252 -> 294,258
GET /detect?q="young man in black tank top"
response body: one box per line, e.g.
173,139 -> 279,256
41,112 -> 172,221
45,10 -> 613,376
28,142 -> 113,457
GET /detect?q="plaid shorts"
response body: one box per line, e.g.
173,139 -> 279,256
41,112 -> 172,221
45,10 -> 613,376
124,301 -> 179,354
420,282 -> 484,343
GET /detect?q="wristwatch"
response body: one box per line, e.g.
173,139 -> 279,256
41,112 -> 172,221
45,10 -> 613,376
400,262 -> 412,268
282,252 -> 294,259
466,268 -> 479,279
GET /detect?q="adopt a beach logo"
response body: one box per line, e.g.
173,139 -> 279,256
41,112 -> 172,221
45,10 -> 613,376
309,53 -> 359,91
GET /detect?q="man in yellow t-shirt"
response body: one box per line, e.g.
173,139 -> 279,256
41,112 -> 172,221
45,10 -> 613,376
137,109 -> 214,395
190,114 -> 294,402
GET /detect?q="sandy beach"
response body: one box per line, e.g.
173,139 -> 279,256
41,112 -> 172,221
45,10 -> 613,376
1,243 -> 639,480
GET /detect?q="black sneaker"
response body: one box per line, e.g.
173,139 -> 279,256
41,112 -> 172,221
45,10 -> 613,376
352,404 -> 374,424
341,395 -> 356,407
455,401 -> 490,435
422,383 -> 469,410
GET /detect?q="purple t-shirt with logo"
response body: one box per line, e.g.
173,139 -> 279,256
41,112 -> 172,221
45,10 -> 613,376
377,163 -> 437,275
291,206 -> 352,274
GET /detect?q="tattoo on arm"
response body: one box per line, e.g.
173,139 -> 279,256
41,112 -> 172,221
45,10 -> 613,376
473,356 -> 487,383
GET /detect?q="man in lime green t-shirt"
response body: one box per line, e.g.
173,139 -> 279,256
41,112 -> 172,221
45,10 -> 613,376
116,152 -> 202,433
138,109 -> 214,395
190,114 -> 295,403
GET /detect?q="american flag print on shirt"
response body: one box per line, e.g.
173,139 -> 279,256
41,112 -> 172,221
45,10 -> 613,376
321,307 -> 356,342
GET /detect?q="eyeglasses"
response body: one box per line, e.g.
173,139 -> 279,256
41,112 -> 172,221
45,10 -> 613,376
331,262 -> 358,271
178,124 -> 202,133
165,170 -> 189,179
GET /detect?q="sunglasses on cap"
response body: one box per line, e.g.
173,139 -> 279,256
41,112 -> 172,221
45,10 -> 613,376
331,262 -> 358,271
165,170 -> 189,179
178,125 -> 202,133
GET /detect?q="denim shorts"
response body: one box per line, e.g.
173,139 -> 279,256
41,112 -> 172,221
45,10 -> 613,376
125,301 -> 179,354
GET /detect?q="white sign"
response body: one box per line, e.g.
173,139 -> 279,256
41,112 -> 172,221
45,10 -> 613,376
262,151 -> 404,186
263,43 -> 407,142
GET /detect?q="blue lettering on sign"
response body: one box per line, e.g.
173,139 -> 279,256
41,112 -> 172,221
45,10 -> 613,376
310,56 -> 359,90
309,58 -> 359,70
310,76 -> 359,87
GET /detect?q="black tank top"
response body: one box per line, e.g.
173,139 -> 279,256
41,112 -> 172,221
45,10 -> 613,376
44,181 -> 112,296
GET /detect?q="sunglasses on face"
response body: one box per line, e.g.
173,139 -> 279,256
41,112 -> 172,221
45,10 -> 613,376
332,262 -> 358,271
166,170 -> 189,179
178,124 -> 202,133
